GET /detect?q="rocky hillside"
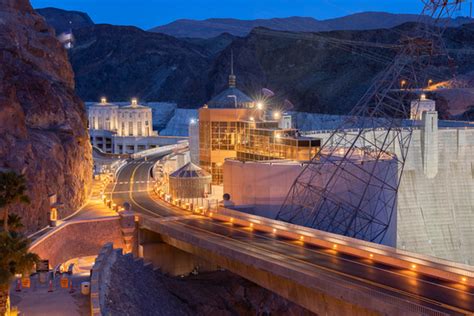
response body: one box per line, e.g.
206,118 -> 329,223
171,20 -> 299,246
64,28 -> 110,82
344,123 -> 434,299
36,7 -> 474,115
36,7 -> 94,34
69,24 -> 213,105
0,0 -> 92,231
70,22 -> 474,114
150,12 -> 474,38
102,250 -> 314,315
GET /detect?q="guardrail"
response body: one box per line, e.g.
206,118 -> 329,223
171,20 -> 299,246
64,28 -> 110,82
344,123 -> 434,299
139,213 -> 451,316
131,141 -> 188,160
90,243 -> 115,316
153,189 -> 474,287
301,124 -> 474,137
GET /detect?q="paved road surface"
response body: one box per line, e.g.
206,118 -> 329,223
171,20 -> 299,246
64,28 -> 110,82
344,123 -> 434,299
109,156 -> 474,315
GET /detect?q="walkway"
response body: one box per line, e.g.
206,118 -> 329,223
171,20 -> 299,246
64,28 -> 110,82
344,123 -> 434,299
10,257 -> 94,316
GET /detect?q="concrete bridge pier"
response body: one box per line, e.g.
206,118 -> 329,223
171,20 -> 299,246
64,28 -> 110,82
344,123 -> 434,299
137,228 -> 218,276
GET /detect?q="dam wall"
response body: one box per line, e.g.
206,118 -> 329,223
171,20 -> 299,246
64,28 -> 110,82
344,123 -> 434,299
308,114 -> 474,264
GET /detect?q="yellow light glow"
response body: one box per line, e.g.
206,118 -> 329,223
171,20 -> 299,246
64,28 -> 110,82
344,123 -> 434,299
100,97 -> 107,104
299,236 -> 304,241
369,253 -> 374,258
209,212 -> 213,217
131,98 -> 138,106
272,228 -> 277,233
420,94 -> 426,100
230,217 -> 234,223
249,116 -> 254,121
333,244 -> 338,249
273,111 -> 281,120
256,102 -> 264,110
401,79 -> 407,87
461,277 -> 467,282
249,223 -> 254,228
411,264 -> 417,269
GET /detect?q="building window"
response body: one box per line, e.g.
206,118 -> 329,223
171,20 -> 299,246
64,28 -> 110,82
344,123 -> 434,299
145,121 -> 149,126
121,122 -> 125,136
129,122 -> 133,136
137,122 -> 142,136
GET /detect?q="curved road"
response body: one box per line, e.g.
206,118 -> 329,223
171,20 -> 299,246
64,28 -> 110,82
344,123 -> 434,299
108,156 -> 474,315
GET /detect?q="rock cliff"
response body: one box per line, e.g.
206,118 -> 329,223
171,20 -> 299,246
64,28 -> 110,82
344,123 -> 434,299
0,0 -> 92,231
36,7 -> 94,34
69,24 -> 212,105
102,250 -> 314,315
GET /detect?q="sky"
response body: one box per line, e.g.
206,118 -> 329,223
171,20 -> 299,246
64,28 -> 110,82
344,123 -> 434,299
30,0 -> 470,30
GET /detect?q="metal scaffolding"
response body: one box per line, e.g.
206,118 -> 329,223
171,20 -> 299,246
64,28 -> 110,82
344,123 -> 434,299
277,0 -> 466,243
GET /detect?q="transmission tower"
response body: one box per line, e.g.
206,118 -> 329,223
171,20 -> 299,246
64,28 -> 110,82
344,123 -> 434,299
277,0 -> 465,244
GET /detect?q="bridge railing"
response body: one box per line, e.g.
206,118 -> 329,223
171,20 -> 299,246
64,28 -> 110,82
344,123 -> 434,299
131,141 -> 188,160
153,189 -> 474,287
139,213 -> 451,316
213,205 -> 474,283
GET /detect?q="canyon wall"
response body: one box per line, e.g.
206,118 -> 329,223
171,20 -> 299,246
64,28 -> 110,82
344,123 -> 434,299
0,0 -> 92,231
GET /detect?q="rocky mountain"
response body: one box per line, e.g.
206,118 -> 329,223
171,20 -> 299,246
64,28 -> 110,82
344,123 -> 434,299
69,24 -> 213,105
36,7 -> 94,34
33,7 -> 474,115
0,0 -> 92,231
67,21 -> 474,114
182,32 -> 236,56
150,12 -> 474,38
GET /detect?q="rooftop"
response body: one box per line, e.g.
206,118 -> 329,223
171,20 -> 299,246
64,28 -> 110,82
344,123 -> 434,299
169,162 -> 211,179
207,87 -> 254,109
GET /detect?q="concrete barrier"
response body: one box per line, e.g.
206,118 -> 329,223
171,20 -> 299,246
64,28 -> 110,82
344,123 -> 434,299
30,216 -> 123,267
90,243 -> 115,316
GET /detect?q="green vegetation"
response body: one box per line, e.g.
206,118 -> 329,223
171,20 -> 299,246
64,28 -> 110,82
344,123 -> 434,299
0,171 -> 38,316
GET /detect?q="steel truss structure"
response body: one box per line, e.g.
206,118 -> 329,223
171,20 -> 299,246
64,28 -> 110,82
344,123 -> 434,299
277,0 -> 465,244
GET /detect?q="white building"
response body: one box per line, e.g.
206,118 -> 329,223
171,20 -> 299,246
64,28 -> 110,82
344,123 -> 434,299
88,98 -> 181,154
410,94 -> 436,120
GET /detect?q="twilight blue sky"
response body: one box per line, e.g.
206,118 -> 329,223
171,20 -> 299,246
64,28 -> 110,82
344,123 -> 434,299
30,0 -> 470,30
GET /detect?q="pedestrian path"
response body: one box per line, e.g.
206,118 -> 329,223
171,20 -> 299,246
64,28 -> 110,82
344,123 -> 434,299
10,263 -> 91,316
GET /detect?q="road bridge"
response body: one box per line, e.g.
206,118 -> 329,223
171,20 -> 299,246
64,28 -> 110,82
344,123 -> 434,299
104,156 -> 474,316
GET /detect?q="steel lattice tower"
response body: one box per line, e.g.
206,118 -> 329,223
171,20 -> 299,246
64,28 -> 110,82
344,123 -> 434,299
277,0 -> 465,244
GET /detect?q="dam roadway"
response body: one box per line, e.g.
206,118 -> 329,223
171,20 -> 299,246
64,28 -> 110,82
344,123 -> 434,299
108,156 -> 474,315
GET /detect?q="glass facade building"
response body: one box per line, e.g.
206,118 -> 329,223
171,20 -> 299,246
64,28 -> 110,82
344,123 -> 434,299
199,107 -> 321,184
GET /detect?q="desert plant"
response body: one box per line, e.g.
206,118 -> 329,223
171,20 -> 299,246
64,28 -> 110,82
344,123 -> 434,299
0,171 -> 29,233
0,229 -> 39,315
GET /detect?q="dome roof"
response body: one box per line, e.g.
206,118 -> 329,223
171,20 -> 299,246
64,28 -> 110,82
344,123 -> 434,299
169,162 -> 211,178
207,87 -> 254,109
